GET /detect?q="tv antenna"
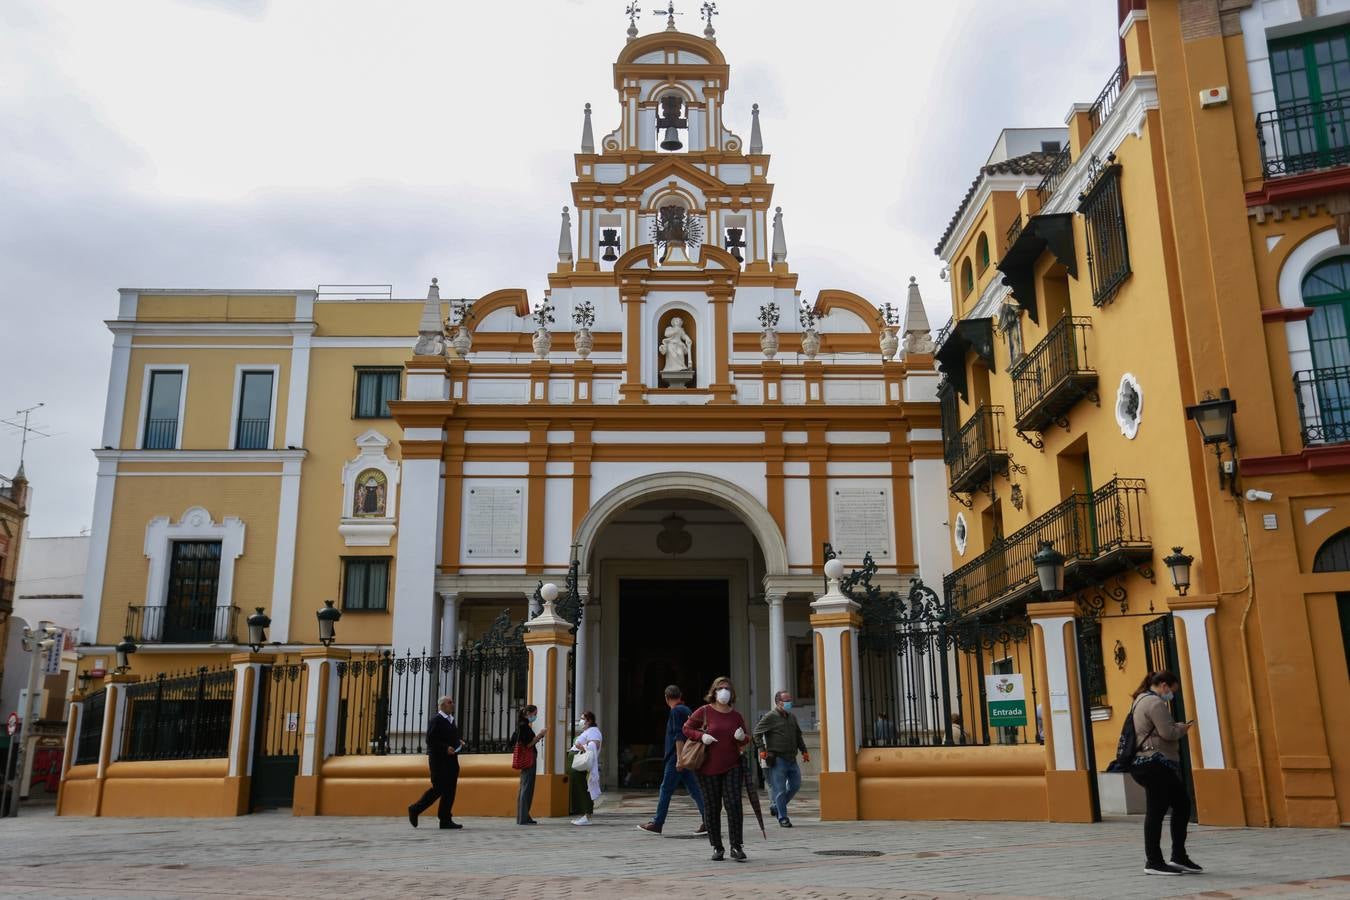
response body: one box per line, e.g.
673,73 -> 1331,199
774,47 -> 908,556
2,403 -> 52,472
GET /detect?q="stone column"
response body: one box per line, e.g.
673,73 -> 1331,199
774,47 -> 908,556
766,593 -> 788,699
292,647 -> 349,817
439,593 -> 459,656
524,596 -> 576,818
810,561 -> 862,820
1028,600 -> 1096,823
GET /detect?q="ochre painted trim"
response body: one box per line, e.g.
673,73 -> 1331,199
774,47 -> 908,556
1261,307 -> 1314,323
1240,444 -> 1350,474
1245,168 -> 1350,208
814,630 -> 829,772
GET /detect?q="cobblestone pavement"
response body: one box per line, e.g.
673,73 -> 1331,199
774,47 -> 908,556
1,800 -> 1348,900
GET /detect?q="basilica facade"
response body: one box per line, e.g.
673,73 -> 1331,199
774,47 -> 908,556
77,19 -> 944,786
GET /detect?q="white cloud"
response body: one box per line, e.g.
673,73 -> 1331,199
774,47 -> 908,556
0,0 -> 1118,534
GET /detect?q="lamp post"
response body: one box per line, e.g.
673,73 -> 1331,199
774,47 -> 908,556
316,599 -> 342,647
1034,540 -> 1066,599
114,636 -> 137,675
4,621 -> 59,817
1163,546 -> 1194,597
246,607 -> 271,653
1185,388 -> 1239,495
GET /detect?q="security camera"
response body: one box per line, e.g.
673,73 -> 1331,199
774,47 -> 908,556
1244,489 -> 1274,502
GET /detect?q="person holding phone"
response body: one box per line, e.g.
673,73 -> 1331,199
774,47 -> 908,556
513,704 -> 547,825
1129,671 -> 1200,876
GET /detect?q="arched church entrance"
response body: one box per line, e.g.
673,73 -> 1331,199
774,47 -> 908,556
572,473 -> 789,790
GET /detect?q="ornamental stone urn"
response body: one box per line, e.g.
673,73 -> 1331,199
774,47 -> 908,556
760,328 -> 779,359
573,326 -> 594,359
879,326 -> 900,361
532,328 -> 552,359
450,326 -> 473,358
800,328 -> 821,360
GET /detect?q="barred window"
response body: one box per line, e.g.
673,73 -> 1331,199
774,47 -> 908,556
937,379 -> 962,464
1079,159 -> 1131,307
342,557 -> 391,611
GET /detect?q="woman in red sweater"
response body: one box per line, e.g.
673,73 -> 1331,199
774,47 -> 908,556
683,675 -> 752,861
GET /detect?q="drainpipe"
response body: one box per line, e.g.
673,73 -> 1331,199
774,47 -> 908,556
1231,499 -> 1272,827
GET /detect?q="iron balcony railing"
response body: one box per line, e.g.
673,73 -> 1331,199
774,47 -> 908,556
944,477 -> 1151,618
946,406 -> 1010,496
127,604 -> 240,644
235,417 -> 269,450
1035,144 -> 1073,206
1008,316 -> 1097,434
1005,214 -> 1024,250
142,418 -> 178,449
1258,91 -> 1350,178
1294,364 -> 1350,445
1088,63 -> 1126,133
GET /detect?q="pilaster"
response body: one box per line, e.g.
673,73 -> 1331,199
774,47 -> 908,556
293,647 -> 350,816
1028,602 -> 1096,823
524,600 -> 576,818
810,562 -> 862,820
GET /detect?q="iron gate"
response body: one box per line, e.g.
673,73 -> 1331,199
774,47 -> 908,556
250,661 -> 305,810
1143,613 -> 1196,820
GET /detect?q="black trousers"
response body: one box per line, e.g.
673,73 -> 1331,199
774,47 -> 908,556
697,767 -> 744,851
516,766 -> 536,823
412,760 -> 459,825
1131,760 -> 1190,863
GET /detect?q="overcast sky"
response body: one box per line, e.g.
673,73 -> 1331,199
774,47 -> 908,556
1,0 -> 1118,536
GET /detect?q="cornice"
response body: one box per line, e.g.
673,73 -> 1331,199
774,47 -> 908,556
95,449 -> 308,463
937,173 -> 1044,264
107,321 -> 317,338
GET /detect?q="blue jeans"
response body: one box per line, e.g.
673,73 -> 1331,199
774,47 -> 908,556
652,756 -> 706,828
767,756 -> 801,821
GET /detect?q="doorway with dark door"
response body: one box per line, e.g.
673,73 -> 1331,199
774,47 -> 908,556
617,578 -> 729,789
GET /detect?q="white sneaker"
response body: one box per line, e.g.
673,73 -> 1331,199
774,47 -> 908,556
572,815 -> 591,826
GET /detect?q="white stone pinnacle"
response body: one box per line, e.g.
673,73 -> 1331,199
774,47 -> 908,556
771,206 -> 788,264
581,103 -> 595,154
750,103 -> 763,154
558,206 -> 574,264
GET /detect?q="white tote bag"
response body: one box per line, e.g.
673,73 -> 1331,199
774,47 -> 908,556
571,748 -> 594,772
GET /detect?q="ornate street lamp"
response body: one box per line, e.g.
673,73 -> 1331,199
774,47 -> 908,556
114,635 -> 137,674
1163,546 -> 1194,597
1185,388 -> 1239,494
246,607 -> 271,653
316,599 -> 342,647
1034,540 -> 1066,599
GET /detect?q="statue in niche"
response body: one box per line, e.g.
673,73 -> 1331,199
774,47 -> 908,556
659,316 -> 694,387
998,298 -> 1024,367
354,469 -> 388,518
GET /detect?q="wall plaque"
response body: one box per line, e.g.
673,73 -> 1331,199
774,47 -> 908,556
831,487 -> 890,559
465,485 -> 523,557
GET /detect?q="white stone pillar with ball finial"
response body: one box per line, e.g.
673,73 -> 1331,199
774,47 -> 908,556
810,558 -> 862,820
525,582 -> 575,818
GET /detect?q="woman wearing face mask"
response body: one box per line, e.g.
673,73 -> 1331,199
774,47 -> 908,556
684,676 -> 752,862
513,705 -> 546,825
571,711 -> 603,826
1129,671 -> 1199,876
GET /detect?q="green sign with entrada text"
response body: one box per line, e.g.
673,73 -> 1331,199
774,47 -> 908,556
985,673 -> 1028,727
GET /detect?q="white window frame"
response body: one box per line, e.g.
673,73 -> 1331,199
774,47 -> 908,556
227,364 -> 280,451
136,364 -> 189,450
142,506 -> 246,642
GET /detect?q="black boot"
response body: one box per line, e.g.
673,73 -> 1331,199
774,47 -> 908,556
710,848 -> 725,861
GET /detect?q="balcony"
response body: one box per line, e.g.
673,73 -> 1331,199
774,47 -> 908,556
1295,365 -> 1350,445
1258,92 -> 1350,178
235,418 -> 270,450
127,604 -> 240,644
945,406 -> 1010,495
1009,316 -> 1097,436
943,477 -> 1151,618
143,418 -> 179,450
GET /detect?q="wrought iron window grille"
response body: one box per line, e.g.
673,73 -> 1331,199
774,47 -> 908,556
1078,156 -> 1132,307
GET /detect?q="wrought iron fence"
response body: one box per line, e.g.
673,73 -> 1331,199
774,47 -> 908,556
1258,90 -> 1350,178
847,556 -> 1042,748
74,688 -> 106,766
121,667 -> 235,761
1088,63 -> 1126,133
1009,316 -> 1096,432
334,612 -> 528,756
1035,144 -> 1073,206
142,418 -> 178,449
1294,364 -> 1350,445
944,477 -> 1151,617
235,418 -> 270,450
126,604 -> 240,643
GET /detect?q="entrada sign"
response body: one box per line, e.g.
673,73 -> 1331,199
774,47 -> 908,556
985,674 -> 1028,727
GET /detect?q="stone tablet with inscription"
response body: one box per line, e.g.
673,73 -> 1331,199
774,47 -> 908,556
831,487 -> 891,559
464,485 -> 524,558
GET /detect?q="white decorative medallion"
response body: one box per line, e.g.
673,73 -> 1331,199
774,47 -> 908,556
339,430 -> 401,547
954,511 -> 968,557
1115,373 -> 1143,440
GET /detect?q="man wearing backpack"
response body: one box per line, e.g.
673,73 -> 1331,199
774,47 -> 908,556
1118,671 -> 1198,876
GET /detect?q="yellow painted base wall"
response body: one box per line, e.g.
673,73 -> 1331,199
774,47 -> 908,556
97,760 -> 247,817
316,754 -> 517,818
56,765 -> 100,817
856,746 -> 1049,822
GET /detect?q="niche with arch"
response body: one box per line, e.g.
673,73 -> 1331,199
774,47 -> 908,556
340,430 -> 401,546
655,308 -> 697,388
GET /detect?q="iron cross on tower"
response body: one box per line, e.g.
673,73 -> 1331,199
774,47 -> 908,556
653,1 -> 682,29
625,2 -> 641,28
701,2 -> 718,28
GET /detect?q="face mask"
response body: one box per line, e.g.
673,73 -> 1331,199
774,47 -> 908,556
527,715 -> 537,724
577,719 -> 588,728
781,701 -> 793,711
1160,690 -> 1174,702
715,688 -> 731,704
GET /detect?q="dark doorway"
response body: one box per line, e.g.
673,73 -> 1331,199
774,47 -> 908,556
164,540 -> 222,642
617,578 -> 729,789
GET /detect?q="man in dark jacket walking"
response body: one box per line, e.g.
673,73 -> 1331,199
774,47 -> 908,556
636,685 -> 707,835
754,690 -> 809,827
408,695 -> 466,829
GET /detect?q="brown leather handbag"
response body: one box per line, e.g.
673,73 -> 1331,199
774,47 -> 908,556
676,708 -> 709,772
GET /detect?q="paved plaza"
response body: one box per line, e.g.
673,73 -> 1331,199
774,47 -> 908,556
2,798 -> 1348,900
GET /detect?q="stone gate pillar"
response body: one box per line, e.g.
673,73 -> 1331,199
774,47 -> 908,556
525,592 -> 575,818
292,647 -> 349,817
811,559 -> 862,820
1028,601 -> 1096,823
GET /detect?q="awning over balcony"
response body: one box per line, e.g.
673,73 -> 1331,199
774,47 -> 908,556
996,213 -> 1078,324
935,317 -> 995,400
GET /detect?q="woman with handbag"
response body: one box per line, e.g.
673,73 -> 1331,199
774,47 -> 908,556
1128,671 -> 1200,876
683,676 -> 752,862
571,710 -> 603,826
512,705 -> 546,825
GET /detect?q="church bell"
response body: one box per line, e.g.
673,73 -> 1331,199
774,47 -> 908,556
600,228 -> 620,262
657,95 -> 687,151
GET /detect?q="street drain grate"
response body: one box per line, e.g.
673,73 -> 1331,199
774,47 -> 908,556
814,850 -> 884,858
